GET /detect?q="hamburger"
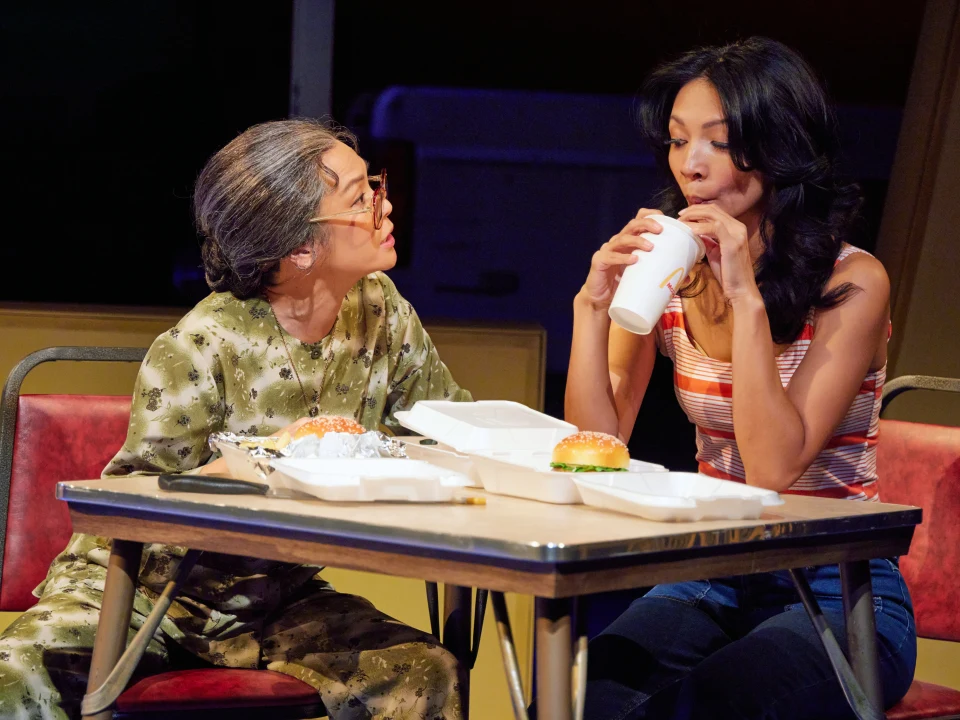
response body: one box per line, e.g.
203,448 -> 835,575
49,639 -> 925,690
293,415 -> 367,440
550,431 -> 630,472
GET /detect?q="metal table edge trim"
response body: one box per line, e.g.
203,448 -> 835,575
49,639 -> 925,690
57,482 -> 922,566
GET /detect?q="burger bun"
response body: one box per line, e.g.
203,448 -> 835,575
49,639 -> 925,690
550,431 -> 629,472
293,416 -> 367,440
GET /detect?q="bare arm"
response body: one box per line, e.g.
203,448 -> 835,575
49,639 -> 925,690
678,203 -> 891,490
564,210 -> 663,442
730,254 -> 889,490
566,291 -> 657,441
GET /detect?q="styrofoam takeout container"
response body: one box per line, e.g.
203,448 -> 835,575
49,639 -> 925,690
216,432 -> 405,484
394,401 -> 577,454
573,472 -> 784,522
398,437 -> 482,487
269,458 -> 471,503
395,401 -> 670,504
471,453 -> 668,504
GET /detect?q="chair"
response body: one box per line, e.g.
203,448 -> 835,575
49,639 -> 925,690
0,347 -> 326,719
877,374 -> 960,720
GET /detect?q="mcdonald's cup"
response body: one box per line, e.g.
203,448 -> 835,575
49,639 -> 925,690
608,215 -> 705,334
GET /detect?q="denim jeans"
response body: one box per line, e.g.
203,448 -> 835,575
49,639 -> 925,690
576,558 -> 916,720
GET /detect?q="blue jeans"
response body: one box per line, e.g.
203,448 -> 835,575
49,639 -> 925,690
579,558 -> 916,720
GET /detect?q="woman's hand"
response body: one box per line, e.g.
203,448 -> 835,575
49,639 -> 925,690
677,204 -> 760,303
195,456 -> 231,477
580,209 -> 662,310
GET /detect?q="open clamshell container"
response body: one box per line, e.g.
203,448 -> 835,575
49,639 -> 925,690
209,433 -> 469,503
399,437 -> 482,487
269,458 -> 471,503
471,453 -> 668,504
394,400 -> 578,454
394,400 -> 666,504
211,431 -> 408,485
573,472 -> 784,522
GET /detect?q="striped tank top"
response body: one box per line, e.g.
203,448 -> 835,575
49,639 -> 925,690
655,244 -> 884,501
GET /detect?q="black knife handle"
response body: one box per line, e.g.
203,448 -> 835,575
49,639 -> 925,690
158,474 -> 270,495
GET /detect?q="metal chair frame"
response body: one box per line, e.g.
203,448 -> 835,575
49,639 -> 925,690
0,345 -> 147,591
881,374 -> 960,414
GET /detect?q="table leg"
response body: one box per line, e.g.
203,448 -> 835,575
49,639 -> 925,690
841,560 -> 884,714
536,597 -> 573,720
572,599 -> 588,720
789,568 -> 884,720
82,539 -> 142,720
444,584 -> 473,719
425,581 -> 441,639
491,591 -> 529,720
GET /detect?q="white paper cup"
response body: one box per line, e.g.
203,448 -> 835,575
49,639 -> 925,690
608,215 -> 705,335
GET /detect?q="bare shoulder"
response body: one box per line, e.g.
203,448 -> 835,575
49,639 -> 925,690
829,249 -> 890,300
816,250 -> 890,339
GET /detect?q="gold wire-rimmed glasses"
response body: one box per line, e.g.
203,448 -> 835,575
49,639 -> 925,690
308,170 -> 388,230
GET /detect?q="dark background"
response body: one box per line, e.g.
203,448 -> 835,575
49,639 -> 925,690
0,1 -> 927,468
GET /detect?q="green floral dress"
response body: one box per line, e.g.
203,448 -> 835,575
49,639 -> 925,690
0,272 -> 471,720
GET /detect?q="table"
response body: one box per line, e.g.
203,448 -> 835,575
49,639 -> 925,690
58,477 -> 920,720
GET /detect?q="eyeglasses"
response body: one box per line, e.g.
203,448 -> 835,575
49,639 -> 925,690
308,170 -> 388,230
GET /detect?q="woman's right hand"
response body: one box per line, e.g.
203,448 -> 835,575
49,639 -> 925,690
580,209 -> 662,310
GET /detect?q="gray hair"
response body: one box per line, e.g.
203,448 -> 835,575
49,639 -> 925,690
194,119 -> 358,299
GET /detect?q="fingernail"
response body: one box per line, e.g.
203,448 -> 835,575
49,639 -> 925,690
678,208 -> 688,214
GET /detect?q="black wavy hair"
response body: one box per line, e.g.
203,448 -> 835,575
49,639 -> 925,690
637,36 -> 862,344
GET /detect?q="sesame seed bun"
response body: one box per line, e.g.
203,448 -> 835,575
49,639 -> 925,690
550,431 -> 630,471
293,416 -> 367,440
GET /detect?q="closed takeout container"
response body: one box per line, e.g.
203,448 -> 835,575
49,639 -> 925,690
573,472 -> 784,522
269,458 -> 471,503
471,453 -> 668,504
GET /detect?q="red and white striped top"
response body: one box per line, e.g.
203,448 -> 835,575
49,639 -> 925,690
655,245 -> 884,501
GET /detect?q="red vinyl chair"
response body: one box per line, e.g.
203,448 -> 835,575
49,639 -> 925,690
0,347 -> 325,719
878,375 -> 960,720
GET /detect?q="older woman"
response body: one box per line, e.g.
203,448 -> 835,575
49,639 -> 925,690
0,120 -> 471,720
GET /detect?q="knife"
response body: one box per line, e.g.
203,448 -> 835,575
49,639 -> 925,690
158,474 -> 308,499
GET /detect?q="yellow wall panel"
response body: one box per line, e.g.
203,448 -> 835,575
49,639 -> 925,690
0,612 -> 18,634
0,305 -> 545,408
915,638 -> 960,691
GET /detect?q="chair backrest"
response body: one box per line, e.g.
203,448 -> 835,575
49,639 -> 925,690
0,347 -> 146,611
878,374 -> 960,643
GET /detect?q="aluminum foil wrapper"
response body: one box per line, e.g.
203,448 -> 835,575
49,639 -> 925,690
208,431 -> 286,480
208,431 -> 285,460
284,431 -> 408,460
209,429 -> 407,465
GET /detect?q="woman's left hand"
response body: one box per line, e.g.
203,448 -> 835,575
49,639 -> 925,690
678,204 -> 760,303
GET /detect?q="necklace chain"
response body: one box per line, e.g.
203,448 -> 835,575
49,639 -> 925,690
270,304 -> 329,419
